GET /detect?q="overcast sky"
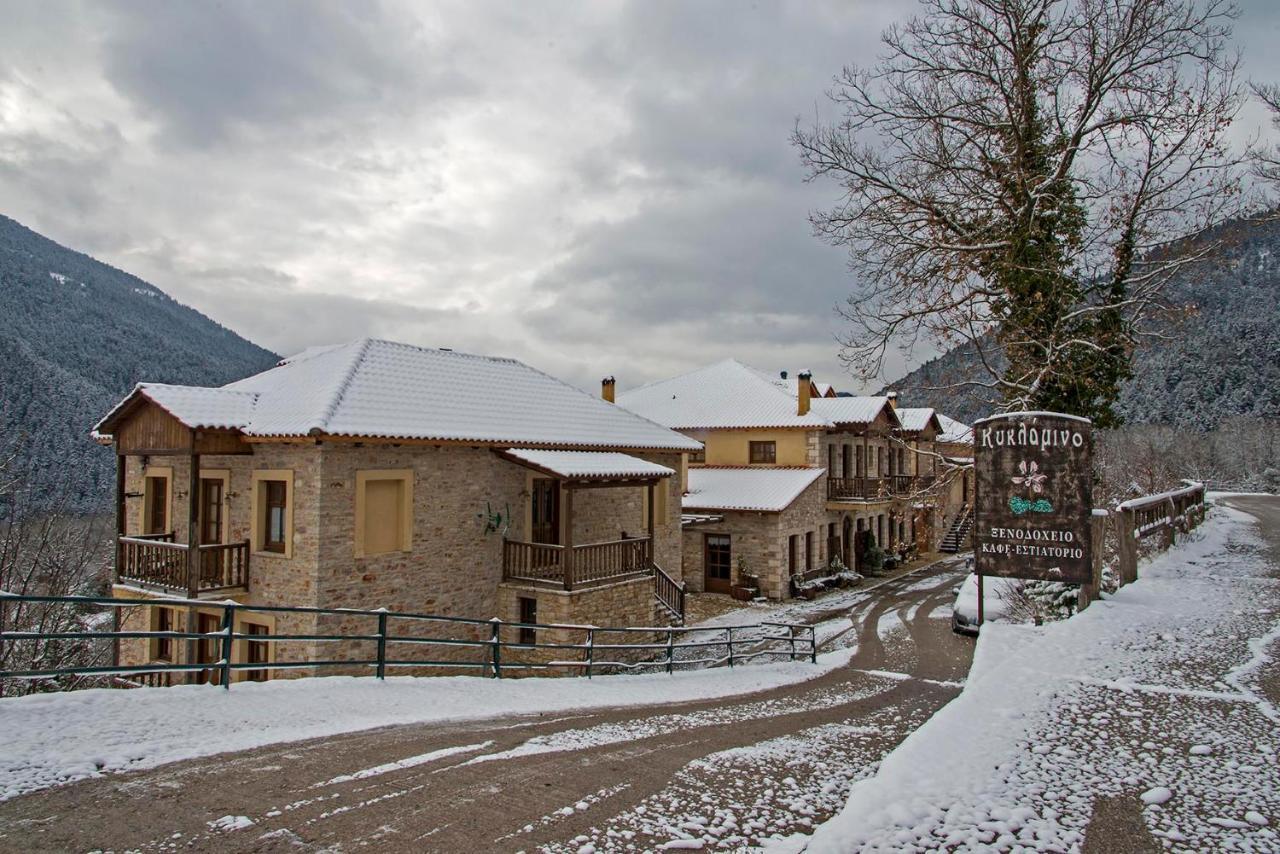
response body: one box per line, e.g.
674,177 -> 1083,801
3,1 -> 1279,395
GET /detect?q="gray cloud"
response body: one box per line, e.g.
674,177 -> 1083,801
2,0 -> 1278,400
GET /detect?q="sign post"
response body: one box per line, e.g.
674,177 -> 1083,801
973,412 -> 1093,608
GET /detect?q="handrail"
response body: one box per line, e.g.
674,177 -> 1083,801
0,592 -> 816,692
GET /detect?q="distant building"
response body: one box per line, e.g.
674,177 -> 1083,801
617,360 -> 972,599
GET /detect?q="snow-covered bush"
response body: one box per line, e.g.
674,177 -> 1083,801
996,580 -> 1078,625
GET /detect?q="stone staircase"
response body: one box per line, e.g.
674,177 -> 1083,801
939,507 -> 974,553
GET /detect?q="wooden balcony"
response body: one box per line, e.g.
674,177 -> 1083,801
828,475 -> 939,501
117,536 -> 250,595
503,536 -> 653,590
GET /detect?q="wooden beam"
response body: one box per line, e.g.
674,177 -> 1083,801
112,451 -> 126,669
562,486 -> 575,592
647,482 -> 656,542
186,453 -> 200,599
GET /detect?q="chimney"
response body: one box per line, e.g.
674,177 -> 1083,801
602,376 -> 616,403
886,391 -> 898,409
798,370 -> 812,416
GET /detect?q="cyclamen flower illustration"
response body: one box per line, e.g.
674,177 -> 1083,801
1011,460 -> 1047,495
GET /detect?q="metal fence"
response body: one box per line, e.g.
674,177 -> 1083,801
0,592 -> 815,693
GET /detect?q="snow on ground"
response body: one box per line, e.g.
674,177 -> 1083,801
537,695 -> 939,853
799,503 -> 1280,852
0,648 -> 855,801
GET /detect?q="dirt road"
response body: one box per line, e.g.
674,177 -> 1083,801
0,557 -> 973,853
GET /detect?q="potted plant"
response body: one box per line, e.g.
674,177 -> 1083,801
731,557 -> 759,601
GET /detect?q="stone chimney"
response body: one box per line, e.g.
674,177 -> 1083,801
602,376 -> 616,403
798,370 -> 812,416
886,391 -> 898,409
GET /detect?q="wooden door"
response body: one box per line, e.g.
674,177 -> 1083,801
704,534 -> 732,594
199,479 -> 224,584
194,612 -> 222,685
530,478 -> 560,545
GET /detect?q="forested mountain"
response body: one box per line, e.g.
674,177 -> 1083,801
0,214 -> 278,511
884,214 -> 1280,427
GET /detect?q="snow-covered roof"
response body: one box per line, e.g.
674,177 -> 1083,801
96,339 -> 701,452
809,396 -> 897,427
682,467 -> 825,513
814,382 -> 836,398
503,449 -> 674,480
937,414 -> 973,444
895,407 -> 942,434
96,383 -> 260,433
616,359 -> 831,430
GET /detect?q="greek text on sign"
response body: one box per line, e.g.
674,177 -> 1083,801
973,411 -> 1093,584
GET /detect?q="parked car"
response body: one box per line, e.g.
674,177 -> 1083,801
951,565 -> 1016,635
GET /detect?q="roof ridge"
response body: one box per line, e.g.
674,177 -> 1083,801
312,338 -> 375,434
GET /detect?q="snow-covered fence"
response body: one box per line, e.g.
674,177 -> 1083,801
1113,482 -> 1207,586
0,592 -> 815,694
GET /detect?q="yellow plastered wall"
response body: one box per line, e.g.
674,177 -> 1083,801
703,429 -> 811,467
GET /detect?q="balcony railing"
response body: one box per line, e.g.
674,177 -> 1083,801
827,476 -> 886,501
117,537 -> 250,594
503,536 -> 653,590
828,475 -> 941,501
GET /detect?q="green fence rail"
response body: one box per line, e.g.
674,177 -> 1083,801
0,592 -> 816,692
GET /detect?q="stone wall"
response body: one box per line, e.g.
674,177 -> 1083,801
114,442 -> 685,679
496,577 -> 659,673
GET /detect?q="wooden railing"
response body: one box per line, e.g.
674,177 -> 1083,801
1112,482 -> 1207,586
503,537 -> 654,590
827,476 -> 886,500
572,537 -> 651,586
117,537 -> 250,593
653,563 -> 686,622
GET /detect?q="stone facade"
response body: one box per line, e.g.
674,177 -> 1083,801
113,443 -> 684,681
680,476 -> 829,601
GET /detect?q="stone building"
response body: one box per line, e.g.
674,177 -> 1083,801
615,360 -> 972,599
94,339 -> 700,684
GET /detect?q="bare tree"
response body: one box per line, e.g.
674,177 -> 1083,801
795,0 -> 1245,425
1252,82 -> 1280,196
0,448 -> 113,697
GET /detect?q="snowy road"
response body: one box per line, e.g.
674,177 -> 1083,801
0,557 -> 973,852
803,494 -> 1280,852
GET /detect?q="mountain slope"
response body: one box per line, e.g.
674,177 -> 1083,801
883,214 -> 1280,427
0,214 -> 279,510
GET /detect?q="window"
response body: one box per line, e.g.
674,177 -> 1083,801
263,481 -> 287,553
749,441 -> 776,464
151,606 -> 174,662
788,534 -> 798,574
252,470 -> 294,558
805,531 -> 814,571
518,596 -> 537,646
356,470 -> 414,558
827,444 -> 836,477
244,623 -> 270,682
142,469 -> 171,535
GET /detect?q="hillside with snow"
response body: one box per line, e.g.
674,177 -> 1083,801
0,214 -> 278,511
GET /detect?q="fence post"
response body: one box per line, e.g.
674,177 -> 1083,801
585,627 -> 594,679
810,626 -> 817,664
220,602 -> 235,690
1079,510 -> 1107,611
666,627 -> 675,674
1163,498 -> 1177,550
726,626 -> 735,668
1117,507 -> 1138,587
376,610 -> 388,680
489,618 -> 502,679
788,625 -> 796,661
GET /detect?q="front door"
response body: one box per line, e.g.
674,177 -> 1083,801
531,478 -> 560,545
704,534 -> 732,594
194,612 -> 222,685
199,478 -> 224,584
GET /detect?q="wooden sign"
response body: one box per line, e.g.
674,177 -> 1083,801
973,412 -> 1093,584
